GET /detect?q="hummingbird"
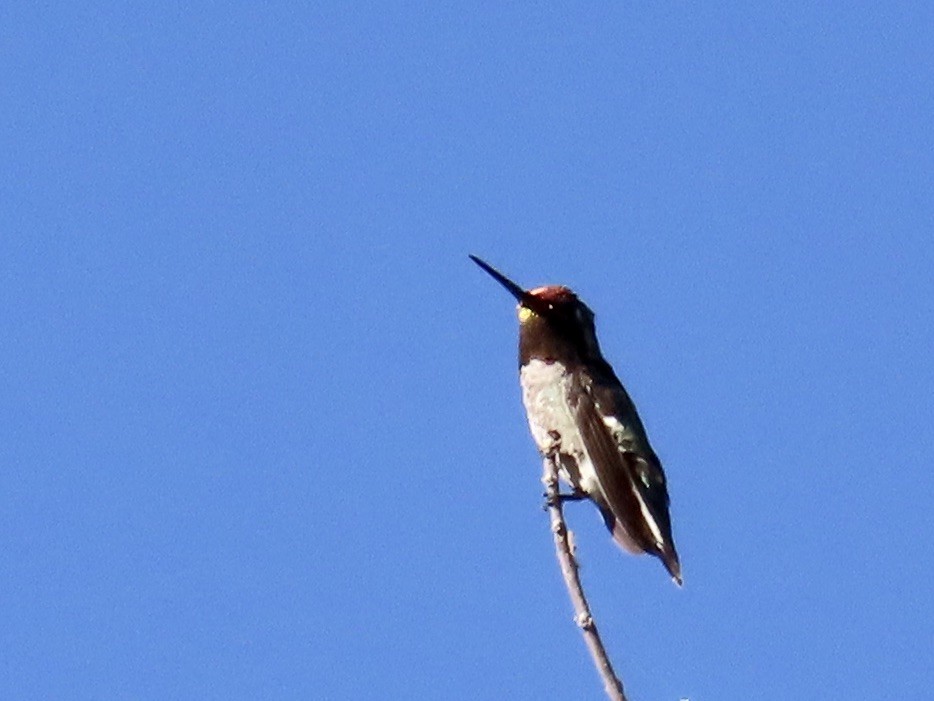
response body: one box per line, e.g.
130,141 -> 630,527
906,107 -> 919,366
470,255 -> 681,585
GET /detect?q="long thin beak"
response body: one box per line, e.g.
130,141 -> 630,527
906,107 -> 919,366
468,255 -> 528,303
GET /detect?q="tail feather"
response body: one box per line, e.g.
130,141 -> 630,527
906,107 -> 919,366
601,505 -> 682,586
662,545 -> 683,587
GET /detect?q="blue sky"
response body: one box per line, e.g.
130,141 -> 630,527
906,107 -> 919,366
2,3 -> 932,699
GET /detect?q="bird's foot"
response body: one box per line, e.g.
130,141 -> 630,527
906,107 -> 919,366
542,489 -> 588,510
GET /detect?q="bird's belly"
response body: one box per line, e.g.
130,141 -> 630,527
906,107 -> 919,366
519,359 -> 600,496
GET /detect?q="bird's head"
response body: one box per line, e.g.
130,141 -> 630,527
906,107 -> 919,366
469,255 -> 601,363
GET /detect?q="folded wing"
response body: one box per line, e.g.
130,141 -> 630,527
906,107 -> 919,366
570,374 -> 682,584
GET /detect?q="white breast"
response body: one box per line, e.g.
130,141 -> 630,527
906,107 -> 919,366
519,359 -> 601,496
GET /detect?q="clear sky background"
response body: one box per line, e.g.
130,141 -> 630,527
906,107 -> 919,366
2,4 -> 932,700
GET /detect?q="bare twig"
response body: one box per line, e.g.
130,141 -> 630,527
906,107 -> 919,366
543,453 -> 628,701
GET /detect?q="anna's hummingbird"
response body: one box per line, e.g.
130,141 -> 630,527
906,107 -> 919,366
470,255 -> 681,585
